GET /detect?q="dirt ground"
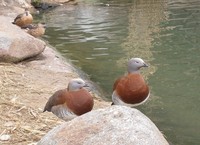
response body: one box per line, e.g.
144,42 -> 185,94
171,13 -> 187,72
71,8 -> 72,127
0,53 -> 109,145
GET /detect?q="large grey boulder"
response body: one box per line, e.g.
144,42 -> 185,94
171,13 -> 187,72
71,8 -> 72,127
38,106 -> 169,145
0,16 -> 46,62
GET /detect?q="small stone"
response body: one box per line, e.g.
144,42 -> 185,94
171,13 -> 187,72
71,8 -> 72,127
4,122 -> 14,127
0,134 -> 11,141
27,142 -> 37,145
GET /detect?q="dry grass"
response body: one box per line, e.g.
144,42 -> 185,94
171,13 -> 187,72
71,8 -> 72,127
0,63 -> 67,144
0,95 -> 64,145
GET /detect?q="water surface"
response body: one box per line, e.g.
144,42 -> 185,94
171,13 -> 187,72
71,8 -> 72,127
40,0 -> 200,144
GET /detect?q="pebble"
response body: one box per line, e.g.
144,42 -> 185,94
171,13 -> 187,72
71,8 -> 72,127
0,134 -> 11,141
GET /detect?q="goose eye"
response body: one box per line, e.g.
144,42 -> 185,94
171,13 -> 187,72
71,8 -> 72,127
135,61 -> 139,63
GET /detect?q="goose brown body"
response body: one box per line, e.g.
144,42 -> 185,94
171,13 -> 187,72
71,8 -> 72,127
65,89 -> 94,115
112,58 -> 150,107
43,78 -> 94,121
114,73 -> 149,104
22,23 -> 46,37
13,10 -> 33,27
44,88 -> 94,116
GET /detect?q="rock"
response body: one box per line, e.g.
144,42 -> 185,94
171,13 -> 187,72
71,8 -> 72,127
0,5 -> 24,18
38,106 -> 169,145
0,16 -> 46,63
4,121 -> 14,127
0,134 -> 11,141
31,0 -> 77,10
0,0 -> 32,8
39,0 -> 72,5
31,0 -> 62,10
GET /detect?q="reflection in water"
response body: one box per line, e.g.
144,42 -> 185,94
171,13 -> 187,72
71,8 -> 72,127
150,1 -> 200,144
40,0 -> 200,144
120,0 -> 167,76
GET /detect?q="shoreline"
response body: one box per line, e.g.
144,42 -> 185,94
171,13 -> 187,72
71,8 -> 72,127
0,1 -> 169,144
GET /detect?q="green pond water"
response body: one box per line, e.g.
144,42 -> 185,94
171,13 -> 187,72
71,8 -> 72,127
39,0 -> 200,144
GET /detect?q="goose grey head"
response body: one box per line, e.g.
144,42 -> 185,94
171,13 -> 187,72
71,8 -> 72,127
68,78 -> 88,91
25,8 -> 30,16
127,58 -> 148,73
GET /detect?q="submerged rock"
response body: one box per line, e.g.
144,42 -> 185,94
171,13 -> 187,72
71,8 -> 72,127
31,1 -> 59,10
31,0 -> 77,11
38,106 -> 169,145
0,16 -> 46,63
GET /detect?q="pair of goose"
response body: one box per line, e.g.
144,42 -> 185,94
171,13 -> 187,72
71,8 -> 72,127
13,10 -> 150,121
43,58 -> 150,121
12,9 -> 46,37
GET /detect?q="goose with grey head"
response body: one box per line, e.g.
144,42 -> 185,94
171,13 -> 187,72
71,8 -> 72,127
12,8 -> 33,27
112,58 -> 150,107
43,78 -> 94,121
